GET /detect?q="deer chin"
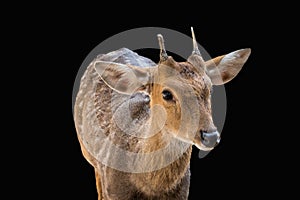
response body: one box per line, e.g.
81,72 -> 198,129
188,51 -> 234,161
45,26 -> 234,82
193,136 -> 214,159
194,140 -> 215,151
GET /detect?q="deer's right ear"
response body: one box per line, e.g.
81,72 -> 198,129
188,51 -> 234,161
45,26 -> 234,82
205,48 -> 251,85
94,61 -> 148,94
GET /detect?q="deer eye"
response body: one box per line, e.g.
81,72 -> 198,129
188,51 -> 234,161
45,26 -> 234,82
162,90 -> 173,101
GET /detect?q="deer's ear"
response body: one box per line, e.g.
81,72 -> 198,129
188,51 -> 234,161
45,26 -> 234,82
94,61 -> 149,94
205,48 -> 251,85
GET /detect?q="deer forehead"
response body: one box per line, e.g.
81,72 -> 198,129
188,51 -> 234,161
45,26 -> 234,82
152,61 -> 211,94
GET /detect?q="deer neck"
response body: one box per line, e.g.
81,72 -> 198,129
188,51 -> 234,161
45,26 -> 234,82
131,144 -> 192,195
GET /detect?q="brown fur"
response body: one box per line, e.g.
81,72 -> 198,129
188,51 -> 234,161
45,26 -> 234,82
74,46 -> 251,199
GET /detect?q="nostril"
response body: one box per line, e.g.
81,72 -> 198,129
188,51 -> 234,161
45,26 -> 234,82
200,130 -> 220,148
144,95 -> 150,103
200,130 -> 207,142
200,130 -> 211,147
200,130 -> 204,140
141,93 -> 150,103
131,93 -> 150,103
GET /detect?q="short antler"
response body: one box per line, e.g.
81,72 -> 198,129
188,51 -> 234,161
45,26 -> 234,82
157,34 -> 168,62
191,27 -> 201,56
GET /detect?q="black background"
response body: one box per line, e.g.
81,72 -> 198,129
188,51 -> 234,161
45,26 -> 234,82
5,2 -> 295,199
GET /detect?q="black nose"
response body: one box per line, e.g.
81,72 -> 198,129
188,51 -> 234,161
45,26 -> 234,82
200,130 -> 220,148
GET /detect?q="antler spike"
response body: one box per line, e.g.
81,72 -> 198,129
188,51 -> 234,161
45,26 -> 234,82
157,34 -> 168,62
191,27 -> 201,56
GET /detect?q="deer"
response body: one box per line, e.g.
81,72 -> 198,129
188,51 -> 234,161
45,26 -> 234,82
74,27 -> 251,200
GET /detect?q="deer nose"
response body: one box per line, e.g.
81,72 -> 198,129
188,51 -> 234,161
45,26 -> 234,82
200,130 -> 221,148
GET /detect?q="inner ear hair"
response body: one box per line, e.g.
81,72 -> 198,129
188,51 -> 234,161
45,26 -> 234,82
205,55 -> 225,71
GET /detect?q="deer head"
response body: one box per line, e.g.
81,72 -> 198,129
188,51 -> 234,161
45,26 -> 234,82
93,27 -> 251,154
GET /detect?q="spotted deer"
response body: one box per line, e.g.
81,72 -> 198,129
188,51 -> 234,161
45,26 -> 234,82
74,28 -> 251,200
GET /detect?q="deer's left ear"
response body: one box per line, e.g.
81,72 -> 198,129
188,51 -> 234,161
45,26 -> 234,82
94,61 -> 150,94
205,48 -> 251,85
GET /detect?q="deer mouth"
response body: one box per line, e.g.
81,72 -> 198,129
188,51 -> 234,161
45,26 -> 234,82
194,130 -> 221,153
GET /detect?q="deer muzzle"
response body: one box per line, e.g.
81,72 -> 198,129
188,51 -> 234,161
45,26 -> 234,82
200,130 -> 220,148
197,130 -> 221,159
